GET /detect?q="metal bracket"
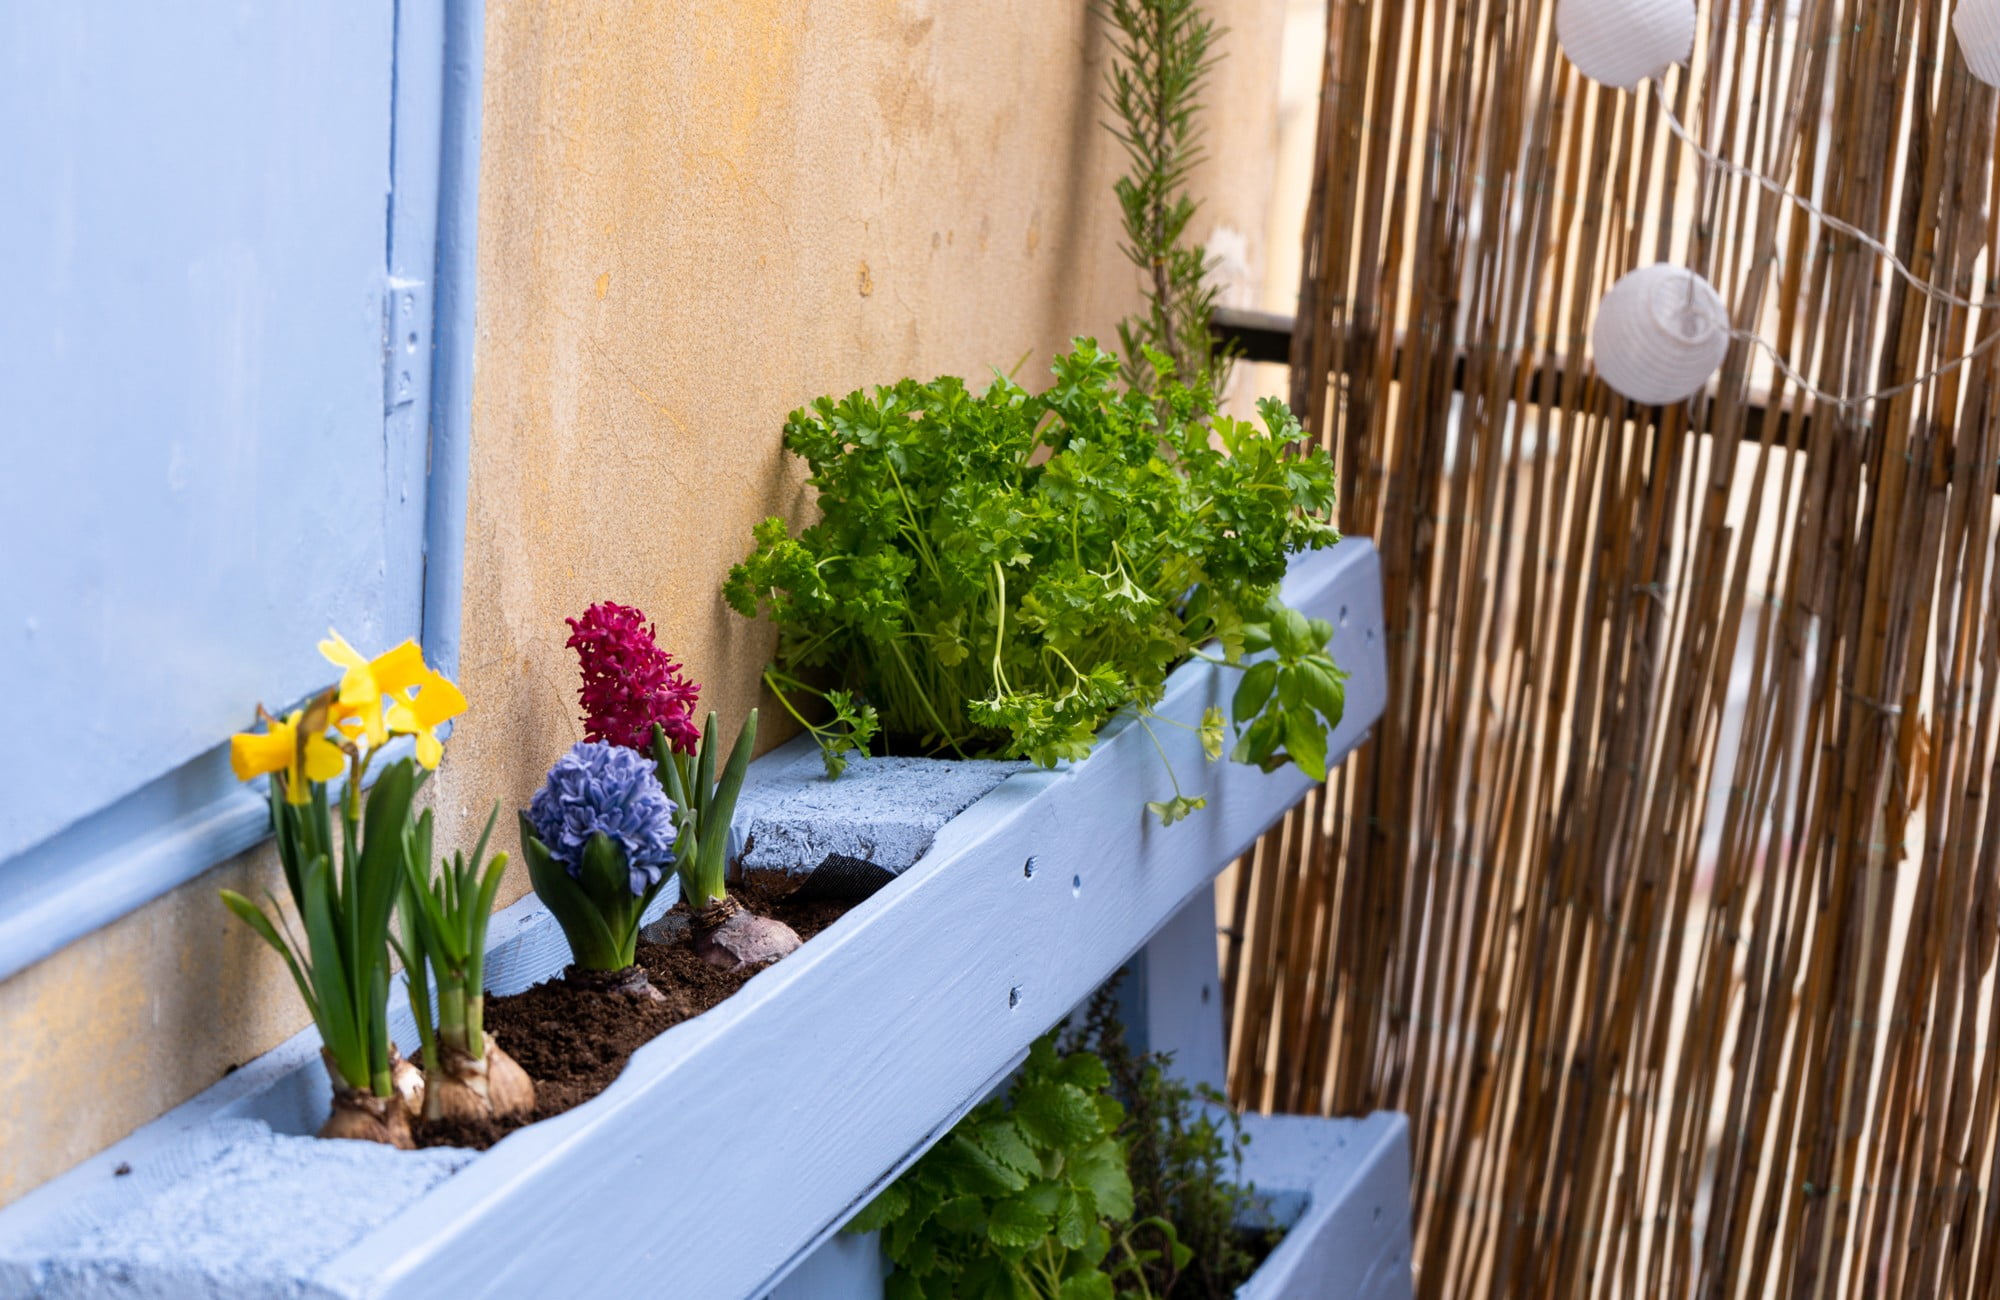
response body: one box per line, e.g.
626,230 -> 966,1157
383,275 -> 430,413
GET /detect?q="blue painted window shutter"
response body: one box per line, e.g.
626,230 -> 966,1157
0,2 -> 475,977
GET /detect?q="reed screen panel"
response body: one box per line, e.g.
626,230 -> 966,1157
1227,2 -> 2000,1295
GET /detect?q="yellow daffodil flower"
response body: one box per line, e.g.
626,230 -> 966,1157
329,701 -> 369,747
328,697 -> 394,751
230,706 -> 345,803
386,669 -> 469,769
318,632 -> 428,749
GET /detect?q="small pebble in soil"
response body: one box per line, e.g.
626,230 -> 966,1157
639,911 -> 689,945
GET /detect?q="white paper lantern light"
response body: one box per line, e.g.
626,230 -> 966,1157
1590,265 -> 1731,405
1956,0 -> 2000,88
1557,0 -> 1698,89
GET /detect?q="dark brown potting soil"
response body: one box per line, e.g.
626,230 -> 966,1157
413,874 -> 857,1151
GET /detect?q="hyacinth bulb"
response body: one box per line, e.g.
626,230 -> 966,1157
690,896 -> 803,973
1557,0 -> 1697,89
1590,265 -> 1731,405
1957,0 -> 2000,88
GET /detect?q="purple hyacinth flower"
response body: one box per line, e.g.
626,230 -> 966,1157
526,741 -> 678,895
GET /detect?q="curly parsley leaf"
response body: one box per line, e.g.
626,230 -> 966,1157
728,339 -> 1343,821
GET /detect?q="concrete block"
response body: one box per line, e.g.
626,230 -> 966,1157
734,743 -> 1025,877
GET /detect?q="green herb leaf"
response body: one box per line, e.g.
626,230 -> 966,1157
1014,1081 -> 1102,1151
986,1197 -> 1051,1250
1053,1188 -> 1091,1250
973,1119 -> 1040,1178
933,1194 -> 986,1235
1056,1274 -> 1115,1300
1285,710 -> 1329,783
1233,659 -> 1278,723
1301,659 -> 1347,729
1146,794 -> 1206,826
726,337 -> 1341,819
934,1132 -> 1030,1198
1056,1051 -> 1112,1094
1071,1140 -> 1135,1221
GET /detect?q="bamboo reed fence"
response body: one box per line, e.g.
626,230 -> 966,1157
1221,2 -> 2000,1295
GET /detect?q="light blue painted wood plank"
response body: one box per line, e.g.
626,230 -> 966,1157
1118,886 -> 1230,1093
1235,1113 -> 1413,1300
418,0 -> 488,679
764,1230 -> 888,1300
383,0 -> 447,630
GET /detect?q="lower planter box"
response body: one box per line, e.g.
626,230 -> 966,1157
0,540 -> 1386,1299
1233,1112 -> 1411,1300
770,1111 -> 1412,1300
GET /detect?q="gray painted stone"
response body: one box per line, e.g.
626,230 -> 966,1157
0,1121 -> 470,1299
732,741 -> 1025,877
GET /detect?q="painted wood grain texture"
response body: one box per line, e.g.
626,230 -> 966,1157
1234,1113 -> 1413,1300
311,539 -> 1386,1299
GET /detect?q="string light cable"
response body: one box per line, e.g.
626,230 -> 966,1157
1555,0 -> 2000,412
1647,78 -> 2000,412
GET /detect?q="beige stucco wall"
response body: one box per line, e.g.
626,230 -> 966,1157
0,0 -> 1288,1209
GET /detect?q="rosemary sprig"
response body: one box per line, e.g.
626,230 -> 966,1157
1099,0 -> 1233,395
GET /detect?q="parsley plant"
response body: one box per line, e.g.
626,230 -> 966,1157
725,340 -> 1344,822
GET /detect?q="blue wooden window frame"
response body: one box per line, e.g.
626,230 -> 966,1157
0,1 -> 486,981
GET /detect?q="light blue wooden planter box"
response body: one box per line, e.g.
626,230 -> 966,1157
0,540 -> 1401,1299
776,1086 -> 1414,1300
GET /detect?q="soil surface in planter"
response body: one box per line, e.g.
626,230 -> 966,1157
414,875 -> 856,1151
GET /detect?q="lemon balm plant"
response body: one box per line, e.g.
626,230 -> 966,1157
219,633 -> 467,1147
726,341 -> 1346,823
852,1031 -> 1189,1300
